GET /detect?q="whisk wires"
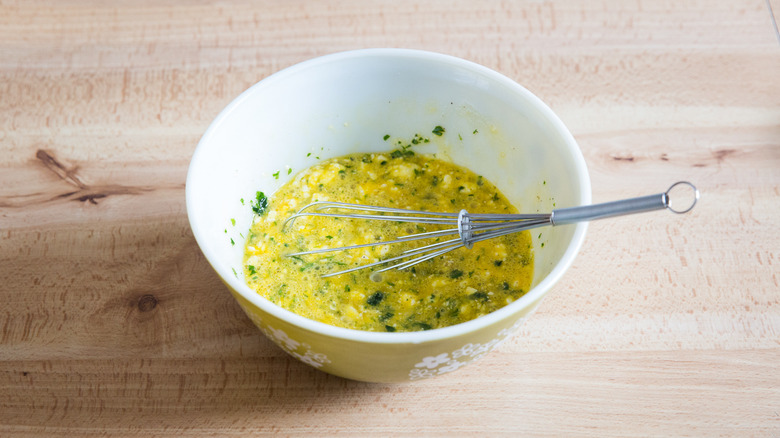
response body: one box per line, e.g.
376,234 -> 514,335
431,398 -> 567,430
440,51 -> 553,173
282,202 -> 550,278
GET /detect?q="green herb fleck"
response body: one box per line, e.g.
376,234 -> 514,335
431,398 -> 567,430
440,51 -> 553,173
494,260 -> 503,267
473,129 -> 478,134
272,171 -> 280,179
325,235 -> 333,239
287,168 -> 292,175
230,238 -> 235,246
469,291 -> 489,302
385,325 -> 396,332
367,291 -> 385,306
251,191 -> 268,215
307,152 -> 311,157
383,134 -> 390,141
248,265 -> 257,275
449,269 -> 463,279
230,218 -> 236,226
432,125 -> 445,136
240,198 -> 244,205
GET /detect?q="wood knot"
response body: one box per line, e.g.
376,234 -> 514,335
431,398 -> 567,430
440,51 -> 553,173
137,294 -> 158,312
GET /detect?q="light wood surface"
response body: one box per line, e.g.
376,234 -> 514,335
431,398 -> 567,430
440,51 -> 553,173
2,1 -> 779,436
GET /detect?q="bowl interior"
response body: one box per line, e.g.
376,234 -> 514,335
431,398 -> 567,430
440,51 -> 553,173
186,49 -> 591,339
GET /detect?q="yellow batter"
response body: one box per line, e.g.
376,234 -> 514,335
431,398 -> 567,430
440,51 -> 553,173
243,144 -> 533,332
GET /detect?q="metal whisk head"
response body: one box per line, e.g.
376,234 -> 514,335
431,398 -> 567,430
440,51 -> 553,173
283,202 -> 552,278
281,182 -> 699,278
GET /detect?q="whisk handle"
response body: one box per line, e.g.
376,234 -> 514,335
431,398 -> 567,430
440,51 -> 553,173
550,181 -> 700,225
550,193 -> 667,225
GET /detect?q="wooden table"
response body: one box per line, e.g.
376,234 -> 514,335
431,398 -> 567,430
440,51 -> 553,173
2,1 -> 779,436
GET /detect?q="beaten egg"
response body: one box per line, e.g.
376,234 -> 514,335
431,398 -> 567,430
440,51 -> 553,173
243,145 -> 534,332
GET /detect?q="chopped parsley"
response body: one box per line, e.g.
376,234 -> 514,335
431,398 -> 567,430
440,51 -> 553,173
367,291 -> 385,306
383,134 -> 390,141
251,191 -> 268,215
469,291 -> 489,302
414,322 -> 433,330
432,125 -> 445,136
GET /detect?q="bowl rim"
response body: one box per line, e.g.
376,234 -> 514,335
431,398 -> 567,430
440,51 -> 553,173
186,48 -> 591,345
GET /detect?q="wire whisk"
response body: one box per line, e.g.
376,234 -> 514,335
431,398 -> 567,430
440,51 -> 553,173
282,181 -> 699,278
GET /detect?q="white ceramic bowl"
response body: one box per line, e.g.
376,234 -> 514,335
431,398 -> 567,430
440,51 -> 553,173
186,49 -> 591,382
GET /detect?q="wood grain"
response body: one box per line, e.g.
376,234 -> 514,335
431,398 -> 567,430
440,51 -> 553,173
1,0 -> 779,436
